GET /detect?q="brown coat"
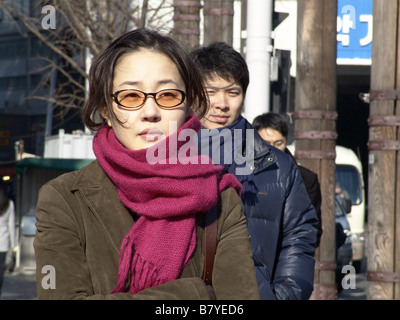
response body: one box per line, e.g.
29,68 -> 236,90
34,160 -> 259,300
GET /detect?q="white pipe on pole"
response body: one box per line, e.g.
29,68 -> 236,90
244,0 -> 273,124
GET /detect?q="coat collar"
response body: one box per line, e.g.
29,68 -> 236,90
71,160 -> 134,254
243,120 -> 278,174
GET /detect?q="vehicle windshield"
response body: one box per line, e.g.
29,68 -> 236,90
335,164 -> 362,205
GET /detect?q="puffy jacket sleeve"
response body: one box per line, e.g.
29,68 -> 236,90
273,161 -> 319,300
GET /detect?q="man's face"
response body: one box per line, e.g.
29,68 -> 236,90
200,76 -> 244,129
257,127 -> 287,152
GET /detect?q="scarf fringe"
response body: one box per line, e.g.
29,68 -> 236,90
111,237 -> 163,294
110,233 -> 135,294
130,253 -> 163,294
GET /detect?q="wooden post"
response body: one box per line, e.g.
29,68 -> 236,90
366,0 -> 400,300
203,0 -> 234,46
295,0 -> 337,300
172,0 -> 202,50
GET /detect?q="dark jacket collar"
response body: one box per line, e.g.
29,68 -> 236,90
243,119 -> 277,174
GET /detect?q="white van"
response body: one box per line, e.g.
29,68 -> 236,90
287,145 -> 366,269
335,146 -> 365,270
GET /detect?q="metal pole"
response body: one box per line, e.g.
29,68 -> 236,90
244,0 -> 273,124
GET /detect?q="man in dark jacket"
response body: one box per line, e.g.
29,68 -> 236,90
191,43 -> 319,300
252,112 -> 323,247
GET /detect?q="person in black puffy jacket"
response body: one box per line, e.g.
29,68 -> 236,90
191,42 -> 319,300
252,112 -> 323,247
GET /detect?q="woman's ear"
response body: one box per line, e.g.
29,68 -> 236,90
99,107 -> 112,127
185,102 -> 193,116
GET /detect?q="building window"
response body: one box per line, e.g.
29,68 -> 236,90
0,76 -> 27,90
0,39 -> 28,59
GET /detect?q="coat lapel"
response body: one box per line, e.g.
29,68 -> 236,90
72,161 -> 134,254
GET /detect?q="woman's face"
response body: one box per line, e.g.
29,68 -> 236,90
107,49 -> 187,150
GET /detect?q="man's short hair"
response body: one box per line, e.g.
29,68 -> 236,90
191,42 -> 249,95
252,112 -> 289,139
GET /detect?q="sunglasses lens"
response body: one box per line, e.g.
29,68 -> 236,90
117,90 -> 145,108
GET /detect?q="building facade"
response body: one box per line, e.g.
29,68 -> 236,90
0,0 -> 84,164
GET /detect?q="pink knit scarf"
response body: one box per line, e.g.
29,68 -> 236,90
93,115 -> 242,294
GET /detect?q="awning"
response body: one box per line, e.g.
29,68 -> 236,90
16,158 -> 93,175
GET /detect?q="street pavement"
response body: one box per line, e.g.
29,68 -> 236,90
1,267 -> 366,300
1,270 -> 37,300
337,274 -> 367,300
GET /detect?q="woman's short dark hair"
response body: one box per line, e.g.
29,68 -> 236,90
82,28 -> 209,131
190,42 -> 249,96
252,112 -> 289,139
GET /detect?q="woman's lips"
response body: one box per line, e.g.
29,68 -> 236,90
139,128 -> 165,142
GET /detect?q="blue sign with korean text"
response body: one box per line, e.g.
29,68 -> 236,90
337,0 -> 373,65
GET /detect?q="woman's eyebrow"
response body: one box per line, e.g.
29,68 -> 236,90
117,79 -> 180,88
157,79 -> 180,87
117,80 -> 140,88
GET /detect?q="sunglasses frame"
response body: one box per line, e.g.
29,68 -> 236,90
111,88 -> 186,110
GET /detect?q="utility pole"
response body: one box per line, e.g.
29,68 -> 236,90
203,0 -> 234,46
172,0 -> 202,50
295,0 -> 337,300
366,0 -> 400,300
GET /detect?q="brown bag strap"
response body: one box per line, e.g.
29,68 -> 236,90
202,205 -> 218,286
